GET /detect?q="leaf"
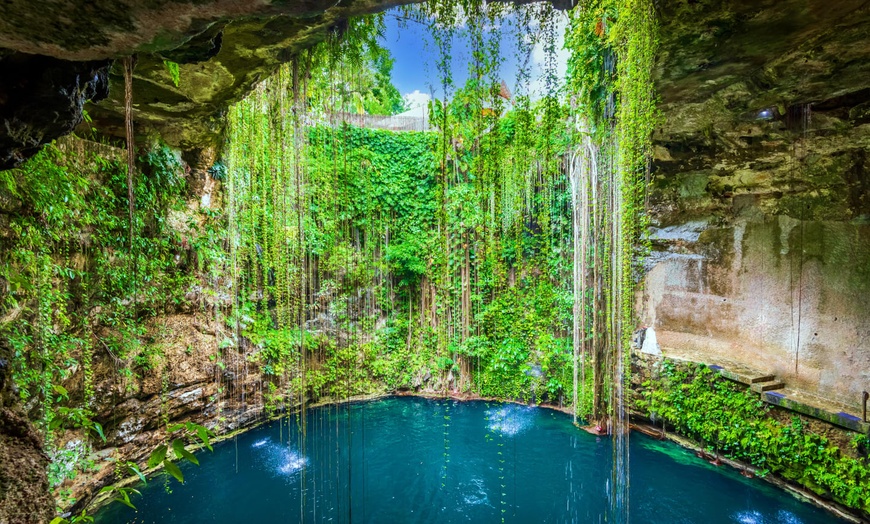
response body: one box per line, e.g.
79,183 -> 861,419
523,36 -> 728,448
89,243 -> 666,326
91,422 -> 106,442
172,439 -> 199,465
50,518 -> 67,524
171,439 -> 185,457
114,495 -> 136,510
53,384 -> 69,399
167,423 -> 184,433
114,488 -> 137,510
163,60 -> 180,87
179,447 -> 199,465
127,463 -> 146,484
163,459 -> 184,483
147,445 -> 168,469
196,426 -> 213,451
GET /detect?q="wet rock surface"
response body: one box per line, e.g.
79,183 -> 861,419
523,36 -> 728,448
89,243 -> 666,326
0,268 -> 53,523
62,312 -> 270,514
0,0 -> 421,154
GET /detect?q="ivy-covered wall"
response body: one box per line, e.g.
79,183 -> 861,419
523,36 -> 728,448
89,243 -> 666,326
0,137 -> 234,511
632,355 -> 870,518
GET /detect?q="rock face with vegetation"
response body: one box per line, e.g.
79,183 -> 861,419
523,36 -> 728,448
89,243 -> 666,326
643,0 -> 870,409
0,356 -> 54,524
630,354 -> 870,517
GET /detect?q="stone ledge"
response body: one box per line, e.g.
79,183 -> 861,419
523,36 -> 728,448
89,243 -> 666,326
763,390 -> 870,435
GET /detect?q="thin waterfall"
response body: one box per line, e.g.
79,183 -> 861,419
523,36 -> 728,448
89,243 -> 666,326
569,121 -> 598,424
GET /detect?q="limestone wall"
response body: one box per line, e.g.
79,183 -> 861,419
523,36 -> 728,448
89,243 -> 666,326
641,0 -> 870,411
641,215 -> 870,409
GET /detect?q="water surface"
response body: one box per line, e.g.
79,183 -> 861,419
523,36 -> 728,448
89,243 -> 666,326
94,396 -> 846,523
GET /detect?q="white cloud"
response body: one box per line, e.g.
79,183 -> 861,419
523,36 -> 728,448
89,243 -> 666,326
403,89 -> 432,109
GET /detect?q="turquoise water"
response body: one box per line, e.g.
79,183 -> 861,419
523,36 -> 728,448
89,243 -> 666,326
94,397 -> 846,523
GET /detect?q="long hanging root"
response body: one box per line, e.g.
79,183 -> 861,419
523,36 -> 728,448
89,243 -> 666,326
123,56 -> 136,253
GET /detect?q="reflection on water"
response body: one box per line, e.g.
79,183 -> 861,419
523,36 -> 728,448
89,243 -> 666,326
731,509 -> 807,524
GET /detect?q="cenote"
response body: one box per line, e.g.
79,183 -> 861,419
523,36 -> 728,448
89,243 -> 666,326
3,0 -> 870,522
94,397 -> 845,524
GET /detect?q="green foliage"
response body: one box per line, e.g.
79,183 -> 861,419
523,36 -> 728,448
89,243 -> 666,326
6,4 -> 658,519
0,141 -> 194,406
564,0 -> 658,422
305,15 -> 407,116
0,137 -> 221,517
221,0 -> 579,408
566,1 -> 616,126
640,363 -> 870,513
51,509 -> 94,524
163,60 -> 180,87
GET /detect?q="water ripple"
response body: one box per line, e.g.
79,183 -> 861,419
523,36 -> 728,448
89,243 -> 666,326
460,477 -> 492,507
251,438 -> 308,480
486,404 -> 534,436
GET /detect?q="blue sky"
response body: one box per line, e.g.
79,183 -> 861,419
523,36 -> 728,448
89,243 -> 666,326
379,7 -> 569,110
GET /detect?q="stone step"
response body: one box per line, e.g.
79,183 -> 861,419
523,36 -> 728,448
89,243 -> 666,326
710,365 -> 776,386
751,380 -> 785,393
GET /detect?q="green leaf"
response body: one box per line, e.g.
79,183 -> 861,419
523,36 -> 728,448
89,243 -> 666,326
179,447 -> 199,465
114,488 -> 137,510
50,518 -> 67,524
147,445 -> 167,469
114,495 -> 136,510
172,439 -> 199,465
196,426 -> 213,451
163,60 -> 180,87
91,421 -> 106,442
171,439 -> 185,457
53,384 -> 69,399
163,459 -> 184,483
127,463 -> 146,484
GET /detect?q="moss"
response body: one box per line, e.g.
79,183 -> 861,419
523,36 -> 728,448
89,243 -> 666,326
676,171 -> 710,200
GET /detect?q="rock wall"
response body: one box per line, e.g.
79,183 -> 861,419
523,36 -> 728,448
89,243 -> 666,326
0,0 -> 422,165
643,0 -> 870,409
0,55 -> 110,170
0,362 -> 54,524
61,312 -> 269,511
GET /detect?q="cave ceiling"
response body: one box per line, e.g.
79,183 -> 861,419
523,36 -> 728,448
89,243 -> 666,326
0,0 -> 869,164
